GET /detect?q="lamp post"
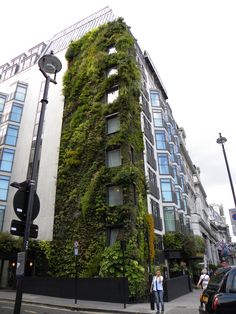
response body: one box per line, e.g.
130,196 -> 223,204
13,52 -> 62,314
216,133 -> 236,208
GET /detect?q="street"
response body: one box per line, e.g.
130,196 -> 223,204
0,300 -> 95,314
0,299 -> 200,314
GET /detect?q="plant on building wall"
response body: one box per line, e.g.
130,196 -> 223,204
0,232 -> 22,253
163,232 -> 183,250
145,213 -> 155,262
52,18 -> 150,299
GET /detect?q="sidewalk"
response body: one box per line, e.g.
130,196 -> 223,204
0,289 -> 202,313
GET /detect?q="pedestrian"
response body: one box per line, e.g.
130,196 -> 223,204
197,269 -> 210,290
150,269 -> 164,314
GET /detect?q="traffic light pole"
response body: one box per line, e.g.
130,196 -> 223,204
13,73 -> 57,314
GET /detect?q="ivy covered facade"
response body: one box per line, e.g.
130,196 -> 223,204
53,19 -> 153,298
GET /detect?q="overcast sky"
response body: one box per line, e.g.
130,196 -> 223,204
1,0 -> 236,238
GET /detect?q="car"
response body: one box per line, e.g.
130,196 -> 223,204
199,265 -> 236,314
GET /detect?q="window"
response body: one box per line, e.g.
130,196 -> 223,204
164,206 -> 176,231
151,199 -> 162,231
173,166 -> 178,185
0,95 -> 6,112
107,88 -> 119,104
183,196 -> 188,212
10,103 -> 23,122
153,112 -> 163,127
0,148 -> 15,172
158,153 -> 170,175
155,131 -> 166,150
179,213 -> 185,232
107,149 -> 121,167
5,125 -> 19,146
185,217 -> 191,233
160,178 -> 173,202
146,140 -> 156,170
167,125 -> 172,141
175,188 -> 182,208
0,205 -> 5,231
170,144 -> 176,163
108,46 -> 117,54
0,176 -> 10,200
148,168 -> 159,198
106,115 -> 120,134
107,68 -> 118,77
15,84 -> 27,102
150,91 -> 160,107
108,186 -> 123,206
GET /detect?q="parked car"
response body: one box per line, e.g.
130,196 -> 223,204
199,265 -> 236,314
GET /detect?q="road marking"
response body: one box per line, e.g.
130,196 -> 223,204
1,306 -> 14,309
25,311 -> 37,314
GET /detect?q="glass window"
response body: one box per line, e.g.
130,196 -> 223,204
155,131 -> 166,150
164,206 -> 176,232
150,91 -> 160,107
5,125 -> 19,146
0,96 -> 6,112
170,144 -> 175,162
106,115 -> 120,134
158,153 -> 170,175
153,112 -> 163,127
108,186 -> 123,206
160,178 -> 173,202
0,205 -> 5,231
0,125 -> 7,145
107,88 -> 119,104
148,168 -> 159,197
0,176 -> 10,200
183,196 -> 188,212
107,68 -> 118,77
107,149 -> 121,167
167,125 -> 172,141
0,148 -> 15,172
15,85 -> 27,102
10,104 -> 23,122
175,188 -> 181,208
173,166 -> 178,185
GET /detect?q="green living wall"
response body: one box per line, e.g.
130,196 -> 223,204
53,18 -> 150,299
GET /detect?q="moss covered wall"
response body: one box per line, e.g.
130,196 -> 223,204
53,19 -> 150,298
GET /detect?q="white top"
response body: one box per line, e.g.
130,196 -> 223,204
198,274 -> 210,289
152,275 -> 163,291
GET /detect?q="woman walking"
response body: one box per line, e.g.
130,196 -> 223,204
197,269 -> 210,290
150,270 -> 164,314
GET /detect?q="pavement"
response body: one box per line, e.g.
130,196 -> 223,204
0,288 -> 202,313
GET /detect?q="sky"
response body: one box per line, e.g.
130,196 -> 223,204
1,0 -> 236,238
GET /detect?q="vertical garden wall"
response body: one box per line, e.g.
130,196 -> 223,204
53,18 -> 151,299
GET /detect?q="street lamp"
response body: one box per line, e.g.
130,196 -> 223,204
13,52 -> 62,314
216,133 -> 236,208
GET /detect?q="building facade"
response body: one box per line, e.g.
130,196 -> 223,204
0,7 -> 232,275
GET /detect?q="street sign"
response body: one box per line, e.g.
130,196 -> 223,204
16,252 -> 26,276
13,189 -> 40,221
10,220 -> 38,238
74,241 -> 79,256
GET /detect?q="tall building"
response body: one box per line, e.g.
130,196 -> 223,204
0,7 -> 115,240
0,7 -> 231,282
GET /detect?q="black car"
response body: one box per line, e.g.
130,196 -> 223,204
199,266 -> 236,314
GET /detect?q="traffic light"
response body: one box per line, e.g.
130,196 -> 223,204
10,180 -> 40,238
